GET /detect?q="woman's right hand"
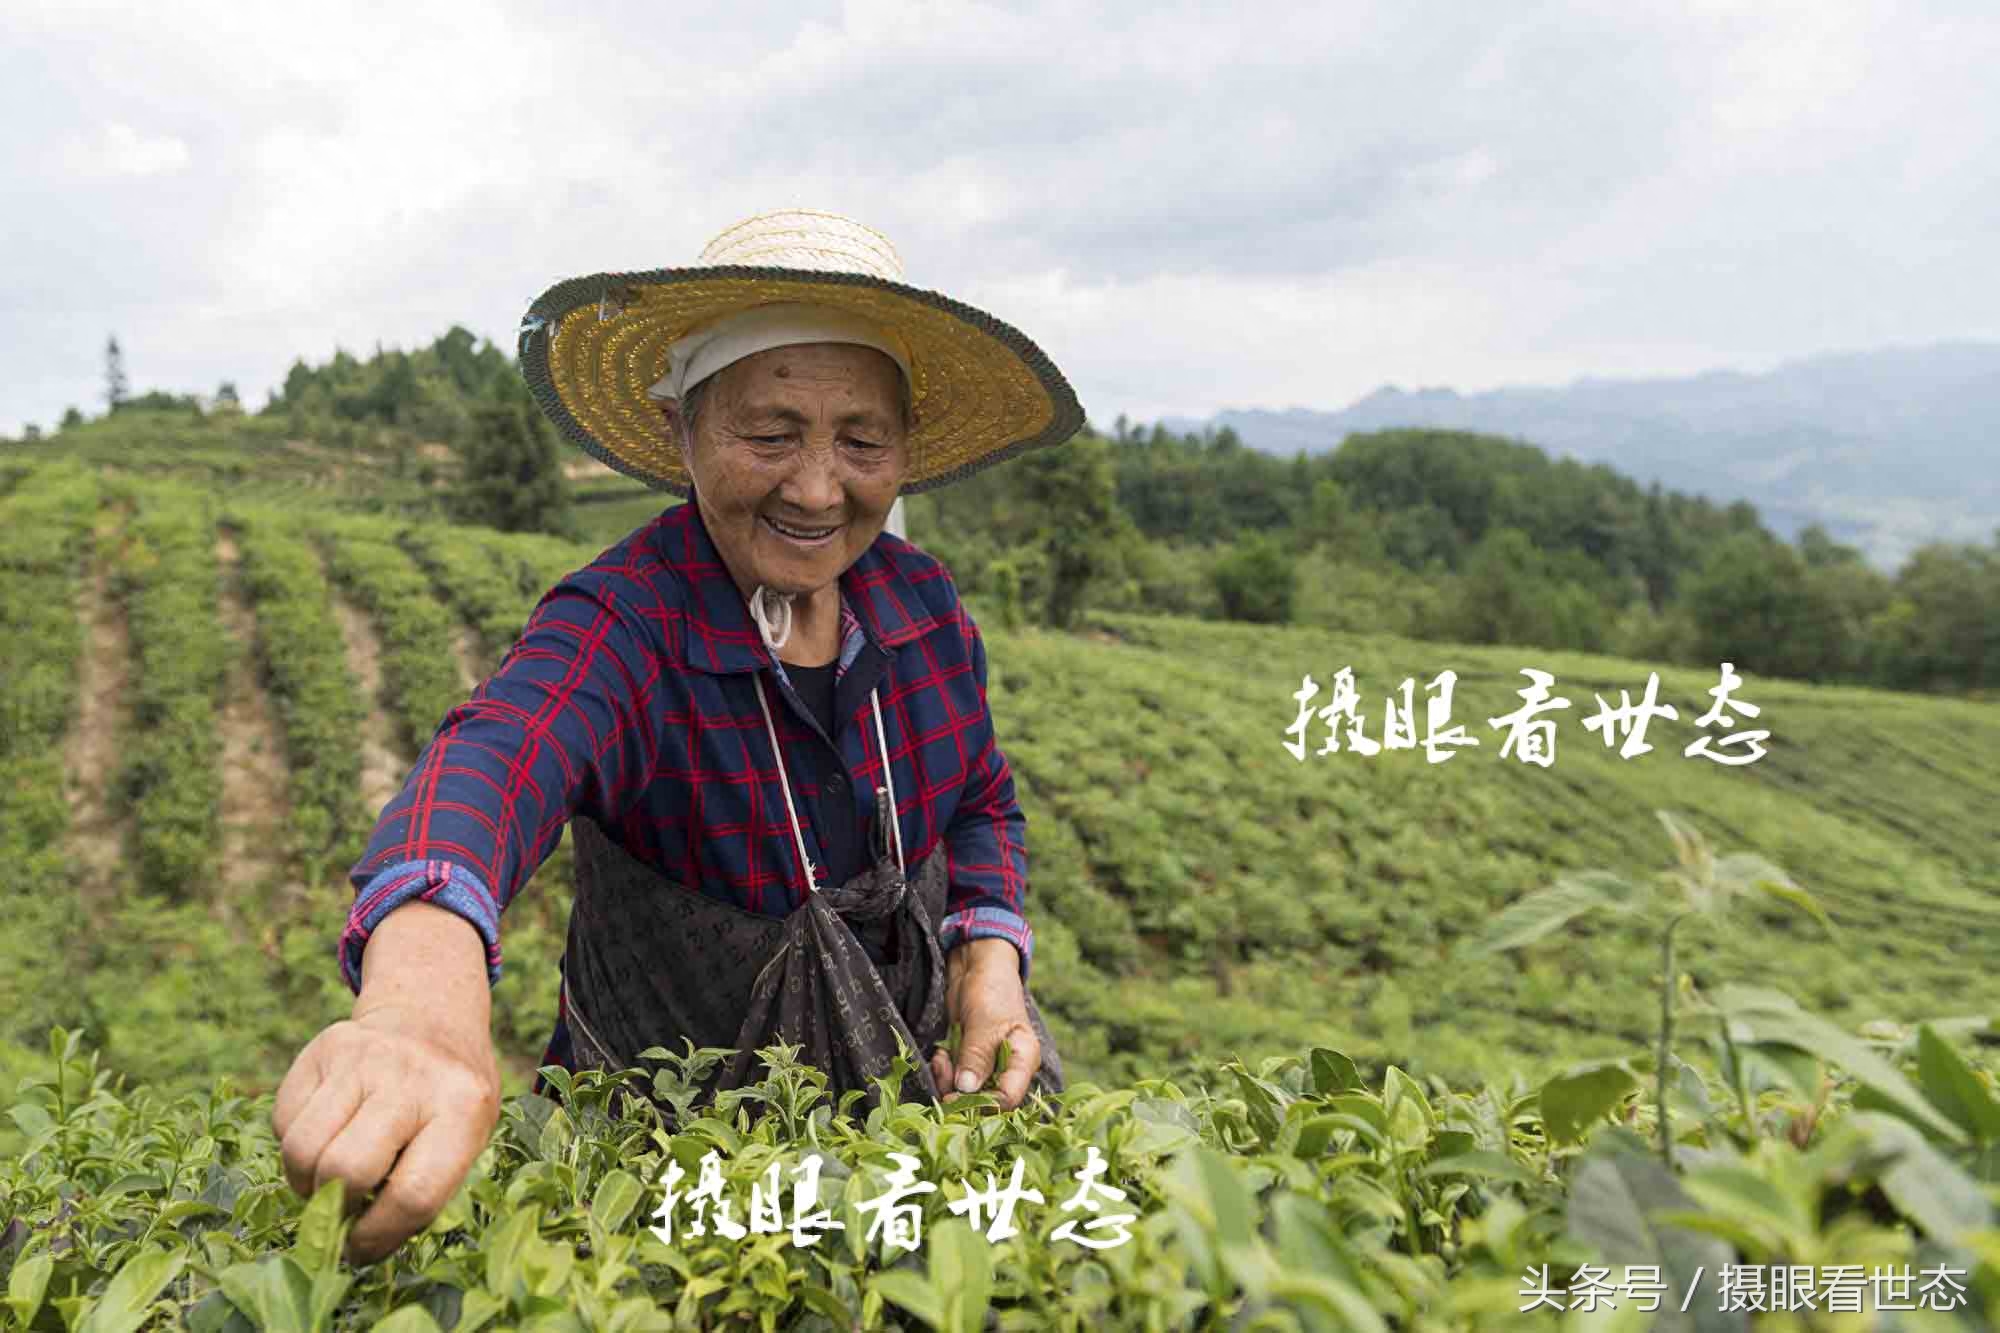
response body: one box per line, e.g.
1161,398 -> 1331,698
273,902 -> 502,1265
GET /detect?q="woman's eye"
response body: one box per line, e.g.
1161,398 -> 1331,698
750,434 -> 791,446
846,437 -> 884,451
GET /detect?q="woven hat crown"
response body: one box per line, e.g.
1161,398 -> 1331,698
698,209 -> 905,282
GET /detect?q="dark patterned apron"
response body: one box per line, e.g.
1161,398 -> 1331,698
559,673 -> 1064,1121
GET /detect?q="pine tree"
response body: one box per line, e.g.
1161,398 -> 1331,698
451,397 -> 574,536
105,336 -> 128,412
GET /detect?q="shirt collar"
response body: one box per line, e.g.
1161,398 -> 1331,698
665,502 -> 939,676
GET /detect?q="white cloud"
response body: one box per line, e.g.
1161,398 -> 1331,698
1,0 -> 1997,437
62,122 -> 190,177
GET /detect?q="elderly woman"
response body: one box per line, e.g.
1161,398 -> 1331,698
272,211 -> 1083,1263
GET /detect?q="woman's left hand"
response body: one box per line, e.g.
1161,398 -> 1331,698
934,938 -> 1040,1110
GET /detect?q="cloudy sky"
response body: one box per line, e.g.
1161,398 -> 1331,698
3,0 -> 1996,436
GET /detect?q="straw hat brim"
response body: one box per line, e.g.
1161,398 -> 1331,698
516,265 -> 1085,496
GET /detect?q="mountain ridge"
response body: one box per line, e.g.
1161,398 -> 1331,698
1161,339 -> 2000,571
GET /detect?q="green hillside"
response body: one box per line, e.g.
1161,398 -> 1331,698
3,419 -> 1995,1100
5,419 -> 2000,1329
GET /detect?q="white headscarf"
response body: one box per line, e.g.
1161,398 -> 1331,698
645,302 -> 911,403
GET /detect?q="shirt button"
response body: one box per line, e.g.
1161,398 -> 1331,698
825,772 -> 848,796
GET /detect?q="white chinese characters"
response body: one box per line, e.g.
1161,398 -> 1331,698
1519,1263 -> 1970,1314
1286,664 -> 1769,767
649,1146 -> 1138,1253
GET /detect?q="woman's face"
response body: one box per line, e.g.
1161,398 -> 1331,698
676,342 -> 910,600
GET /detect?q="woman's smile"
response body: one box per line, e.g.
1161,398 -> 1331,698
762,514 -> 844,548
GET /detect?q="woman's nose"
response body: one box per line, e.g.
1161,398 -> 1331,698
783,445 -> 844,512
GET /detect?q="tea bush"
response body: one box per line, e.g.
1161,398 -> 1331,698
319,517 -> 466,755
0,466 -> 101,1065
3,1005 -> 1996,1331
112,485 -> 232,898
400,526 -> 538,671
227,507 -> 371,878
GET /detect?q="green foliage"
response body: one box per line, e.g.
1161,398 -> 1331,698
5,1018 -> 1998,1329
112,486 -> 232,897
399,526 -> 542,669
228,508 -> 370,877
992,608 -> 2000,1088
1020,433 -> 1131,629
1209,535 -> 1297,624
6,450 -> 1998,1101
1469,813 -> 1838,1164
320,517 -> 469,755
1869,541 -> 2000,693
448,395 -> 575,539
3,446 -> 1999,1324
31,361 -> 1998,692
0,467 -> 102,1058
276,326 -> 513,438
1441,527 -> 1607,653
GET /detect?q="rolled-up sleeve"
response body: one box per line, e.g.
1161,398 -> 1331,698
340,569 -> 668,994
936,608 -> 1034,979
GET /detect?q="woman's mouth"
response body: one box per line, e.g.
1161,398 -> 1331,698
762,515 -> 843,547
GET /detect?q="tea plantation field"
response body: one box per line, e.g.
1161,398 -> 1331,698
3,444 -> 1998,1329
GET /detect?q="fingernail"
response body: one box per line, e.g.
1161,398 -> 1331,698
956,1070 -> 979,1093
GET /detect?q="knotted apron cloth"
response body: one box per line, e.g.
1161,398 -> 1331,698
560,676 -> 1064,1120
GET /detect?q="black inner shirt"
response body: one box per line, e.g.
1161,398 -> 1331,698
781,659 -> 896,964
784,658 -> 839,741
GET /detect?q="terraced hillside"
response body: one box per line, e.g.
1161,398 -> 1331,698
7,446 -> 2000,1331
2,454 -> 1996,1108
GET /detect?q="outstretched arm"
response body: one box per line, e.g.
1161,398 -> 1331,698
280,563 -> 672,1264
930,607 -> 1040,1109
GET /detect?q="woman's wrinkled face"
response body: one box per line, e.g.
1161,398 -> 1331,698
673,342 -> 910,600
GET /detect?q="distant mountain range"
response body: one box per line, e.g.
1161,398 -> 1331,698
1161,341 -> 2000,572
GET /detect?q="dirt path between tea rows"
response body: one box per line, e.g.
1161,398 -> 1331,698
452,626 -> 483,692
214,531 -> 295,922
331,586 -> 411,824
64,525 -> 134,913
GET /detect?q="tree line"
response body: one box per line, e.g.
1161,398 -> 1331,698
15,332 -> 1994,697
911,420 -> 1998,698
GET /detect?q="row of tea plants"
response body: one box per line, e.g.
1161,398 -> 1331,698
2,984 -> 1995,1332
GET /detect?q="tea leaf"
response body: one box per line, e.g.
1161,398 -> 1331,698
590,1168 -> 645,1233
1714,988 -> 1964,1143
872,1269 -> 945,1330
1848,1112 -> 1994,1242
216,1256 -> 314,1333
1417,1150 -> 1543,1187
1539,1061 -> 1639,1145
291,1177 -> 350,1275
1565,1151 -> 1741,1333
5,1250 -> 53,1327
1471,871 -> 1640,954
1308,1048 -> 1360,1095
928,1217 -> 993,1333
1915,1026 -> 2000,1142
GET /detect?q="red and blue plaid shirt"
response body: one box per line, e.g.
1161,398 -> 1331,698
340,501 -> 1032,1074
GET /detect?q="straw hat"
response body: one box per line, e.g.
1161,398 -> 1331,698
515,209 -> 1085,495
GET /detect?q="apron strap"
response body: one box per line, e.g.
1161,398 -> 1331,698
870,689 -> 906,878
753,672 -> 820,894
752,672 -> 906,894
